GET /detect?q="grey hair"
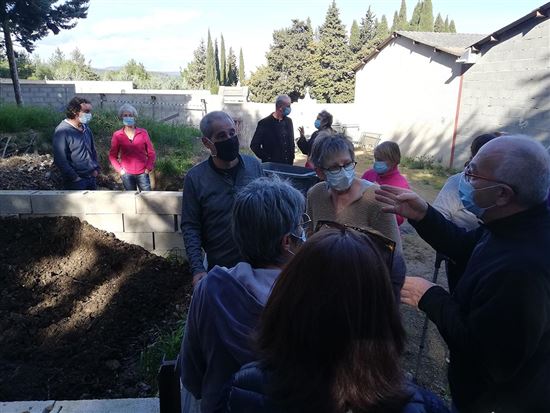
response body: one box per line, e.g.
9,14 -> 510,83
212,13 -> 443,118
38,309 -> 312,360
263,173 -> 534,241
488,135 -> 550,207
118,103 -> 138,118
232,176 -> 305,268
310,133 -> 355,169
199,111 -> 234,138
275,94 -> 291,109
318,110 -> 333,130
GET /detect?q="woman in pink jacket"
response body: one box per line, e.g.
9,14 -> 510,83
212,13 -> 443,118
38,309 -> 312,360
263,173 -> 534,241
109,104 -> 156,191
362,141 -> 409,225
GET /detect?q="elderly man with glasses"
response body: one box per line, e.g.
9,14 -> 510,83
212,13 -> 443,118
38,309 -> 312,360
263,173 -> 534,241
376,135 -> 550,413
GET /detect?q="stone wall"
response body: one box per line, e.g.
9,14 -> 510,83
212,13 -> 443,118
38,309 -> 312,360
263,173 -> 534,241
456,16 -> 550,165
0,190 -> 185,258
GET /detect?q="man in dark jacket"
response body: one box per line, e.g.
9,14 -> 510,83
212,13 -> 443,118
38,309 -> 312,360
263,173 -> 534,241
53,96 -> 99,190
250,94 -> 295,165
375,135 -> 550,413
180,111 -> 263,287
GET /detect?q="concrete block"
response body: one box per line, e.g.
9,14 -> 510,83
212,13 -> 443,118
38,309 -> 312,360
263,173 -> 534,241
114,232 -> 154,250
1,398 -> 160,413
136,191 -> 182,214
123,213 -> 175,232
0,190 -> 35,214
84,213 -> 124,232
84,190 -> 137,213
31,190 -> 88,214
154,232 -> 185,251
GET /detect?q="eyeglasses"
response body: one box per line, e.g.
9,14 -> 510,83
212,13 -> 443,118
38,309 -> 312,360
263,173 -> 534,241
314,220 -> 395,269
290,213 -> 312,240
323,161 -> 357,175
463,166 -> 515,191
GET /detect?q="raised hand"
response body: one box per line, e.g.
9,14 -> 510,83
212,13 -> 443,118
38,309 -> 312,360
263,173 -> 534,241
374,185 -> 429,222
298,126 -> 305,138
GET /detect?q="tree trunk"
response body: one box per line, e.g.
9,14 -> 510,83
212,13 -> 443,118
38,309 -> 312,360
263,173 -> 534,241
1,20 -> 24,106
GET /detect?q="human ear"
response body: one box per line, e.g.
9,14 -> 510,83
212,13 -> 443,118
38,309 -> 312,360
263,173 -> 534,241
202,137 -> 216,154
315,167 -> 326,181
496,184 -> 515,206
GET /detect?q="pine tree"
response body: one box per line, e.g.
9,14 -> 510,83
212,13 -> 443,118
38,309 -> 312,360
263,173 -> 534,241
248,19 -> 315,102
182,39 -> 206,89
444,15 -> 450,32
418,0 -> 434,31
409,1 -> 423,31
449,19 -> 456,33
359,6 -> 377,47
227,47 -> 238,86
312,1 -> 354,103
349,20 -> 361,53
205,30 -> 218,94
220,35 -> 226,86
239,48 -> 245,85
214,38 -> 220,84
434,13 -> 444,32
0,0 -> 89,105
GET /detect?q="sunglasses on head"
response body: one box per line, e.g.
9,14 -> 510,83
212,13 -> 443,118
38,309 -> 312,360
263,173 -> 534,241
314,220 -> 395,269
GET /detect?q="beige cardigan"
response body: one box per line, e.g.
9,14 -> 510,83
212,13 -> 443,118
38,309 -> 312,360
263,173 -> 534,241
306,180 -> 401,246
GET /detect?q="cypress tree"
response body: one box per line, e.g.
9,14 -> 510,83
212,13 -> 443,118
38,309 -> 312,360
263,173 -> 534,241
409,1 -> 423,31
205,30 -> 217,93
227,47 -> 238,86
434,13 -> 444,32
398,0 -> 408,30
449,19 -> 456,33
312,1 -> 354,103
391,11 -> 399,32
239,48 -> 245,84
444,15 -> 450,32
349,20 -> 361,53
418,0 -> 434,31
214,38 -> 220,84
376,15 -> 390,42
220,34 -> 226,85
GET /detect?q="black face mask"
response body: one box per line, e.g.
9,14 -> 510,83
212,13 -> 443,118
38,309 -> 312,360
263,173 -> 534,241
214,135 -> 239,162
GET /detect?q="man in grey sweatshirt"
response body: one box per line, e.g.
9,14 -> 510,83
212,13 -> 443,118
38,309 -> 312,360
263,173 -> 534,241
181,111 -> 263,287
52,97 -> 99,190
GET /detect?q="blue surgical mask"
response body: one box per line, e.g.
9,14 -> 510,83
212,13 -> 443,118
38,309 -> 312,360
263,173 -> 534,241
79,113 -> 92,124
458,173 -> 498,218
326,168 -> 355,192
283,106 -> 291,117
314,119 -> 321,129
373,161 -> 389,175
123,117 -> 135,126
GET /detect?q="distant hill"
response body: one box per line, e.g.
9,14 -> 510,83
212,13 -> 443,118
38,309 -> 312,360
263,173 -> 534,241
93,67 -> 180,77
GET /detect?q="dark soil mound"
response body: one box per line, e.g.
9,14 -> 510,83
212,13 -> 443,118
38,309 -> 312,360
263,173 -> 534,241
0,217 -> 192,401
0,154 -> 121,190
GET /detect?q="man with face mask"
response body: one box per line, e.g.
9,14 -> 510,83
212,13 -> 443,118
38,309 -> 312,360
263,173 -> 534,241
181,111 -> 263,287
250,94 -> 295,165
375,135 -> 550,413
53,96 -> 99,190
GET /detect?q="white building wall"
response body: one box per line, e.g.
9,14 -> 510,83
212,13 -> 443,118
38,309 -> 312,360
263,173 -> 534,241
354,36 -> 463,165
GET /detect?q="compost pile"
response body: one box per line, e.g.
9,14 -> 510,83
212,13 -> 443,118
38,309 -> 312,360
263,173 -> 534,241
0,216 -> 192,401
0,154 -> 120,190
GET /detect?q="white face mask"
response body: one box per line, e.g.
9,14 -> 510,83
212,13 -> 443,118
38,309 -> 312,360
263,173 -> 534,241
326,168 -> 355,192
79,113 -> 92,124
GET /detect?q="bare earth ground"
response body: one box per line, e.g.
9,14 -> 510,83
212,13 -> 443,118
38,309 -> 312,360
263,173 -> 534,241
0,217 -> 192,401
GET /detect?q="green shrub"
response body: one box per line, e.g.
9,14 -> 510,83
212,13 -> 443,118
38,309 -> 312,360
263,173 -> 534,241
0,104 -> 63,137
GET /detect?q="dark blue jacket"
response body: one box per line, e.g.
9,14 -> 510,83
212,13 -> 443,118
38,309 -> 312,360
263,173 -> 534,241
218,362 -> 449,413
413,203 -> 550,413
52,120 -> 99,181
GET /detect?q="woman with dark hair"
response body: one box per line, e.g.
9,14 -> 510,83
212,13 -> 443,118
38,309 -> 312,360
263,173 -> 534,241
220,227 -> 449,413
297,110 -> 336,168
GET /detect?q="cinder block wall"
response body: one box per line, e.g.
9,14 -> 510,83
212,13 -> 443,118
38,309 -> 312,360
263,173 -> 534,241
0,190 -> 185,258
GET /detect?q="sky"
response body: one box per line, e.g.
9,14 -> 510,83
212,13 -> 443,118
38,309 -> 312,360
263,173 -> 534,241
32,0 -> 546,75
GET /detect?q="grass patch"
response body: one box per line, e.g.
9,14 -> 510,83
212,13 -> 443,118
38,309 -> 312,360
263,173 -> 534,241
139,318 -> 186,393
